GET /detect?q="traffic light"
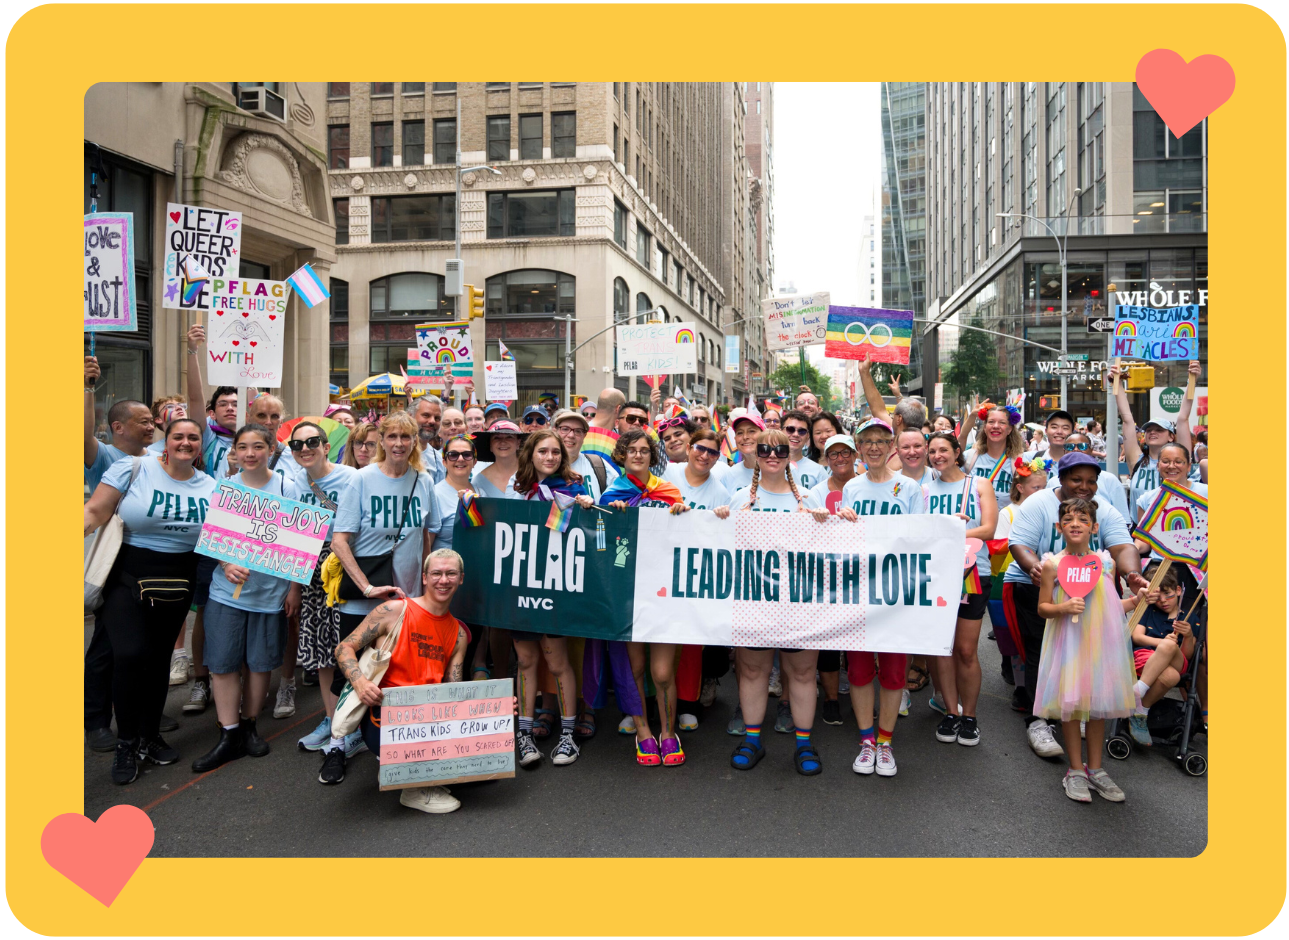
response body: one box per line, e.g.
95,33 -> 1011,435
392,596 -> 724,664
464,284 -> 486,320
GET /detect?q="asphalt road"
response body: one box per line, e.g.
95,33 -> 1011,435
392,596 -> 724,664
85,613 -> 1207,858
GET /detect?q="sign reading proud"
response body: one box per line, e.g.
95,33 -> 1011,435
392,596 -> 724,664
824,305 -> 914,363
415,321 -> 473,385
195,480 -> 333,585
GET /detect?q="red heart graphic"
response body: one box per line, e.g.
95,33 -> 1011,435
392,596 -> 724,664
935,596 -> 947,607
1057,553 -> 1103,599
268,314 -> 277,320
241,312 -> 249,318
250,341 -> 257,346
232,340 -> 239,346
168,211 -> 180,223
657,586 -> 666,597
486,365 -> 493,371
215,311 -> 224,316
1135,48 -> 1235,138
41,805 -> 154,907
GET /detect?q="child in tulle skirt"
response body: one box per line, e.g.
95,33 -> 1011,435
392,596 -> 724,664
1036,497 -> 1145,803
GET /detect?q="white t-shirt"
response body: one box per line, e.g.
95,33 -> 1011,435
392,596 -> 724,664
730,484 -> 801,513
664,464 -> 732,510
1004,487 -> 1132,584
841,473 -> 927,516
570,451 -> 620,503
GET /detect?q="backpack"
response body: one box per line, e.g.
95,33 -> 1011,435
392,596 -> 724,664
585,453 -> 608,496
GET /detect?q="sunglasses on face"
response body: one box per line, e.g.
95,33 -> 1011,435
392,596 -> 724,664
757,443 -> 790,459
288,436 -> 324,451
784,426 -> 809,437
621,413 -> 648,425
692,444 -> 719,459
522,415 -> 547,425
445,451 -> 474,462
1065,441 -> 1090,452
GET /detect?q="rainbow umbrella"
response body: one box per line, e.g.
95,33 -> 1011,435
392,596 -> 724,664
277,416 -> 349,462
348,372 -> 426,400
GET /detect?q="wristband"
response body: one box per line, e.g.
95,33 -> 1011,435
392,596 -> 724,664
187,347 -> 199,355
363,584 -> 374,598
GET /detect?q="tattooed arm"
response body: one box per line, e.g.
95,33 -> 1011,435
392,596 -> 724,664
444,624 -> 469,682
335,600 -> 403,707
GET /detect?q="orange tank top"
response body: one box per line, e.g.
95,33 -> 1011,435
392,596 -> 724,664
379,600 -> 462,689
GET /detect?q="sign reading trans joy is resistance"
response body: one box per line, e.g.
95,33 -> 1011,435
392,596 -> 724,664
195,480 -> 333,585
451,500 -> 963,655
824,306 -> 915,364
1112,304 -> 1200,361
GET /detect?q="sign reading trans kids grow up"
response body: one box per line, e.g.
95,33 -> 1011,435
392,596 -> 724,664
195,480 -> 333,585
204,279 -> 289,387
764,292 -> 830,351
1112,304 -> 1200,361
163,202 -> 243,311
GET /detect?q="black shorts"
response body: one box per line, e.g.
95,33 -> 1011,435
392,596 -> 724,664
510,630 -> 564,643
192,555 -> 219,606
743,647 -> 804,655
957,576 -> 991,620
818,649 -> 841,671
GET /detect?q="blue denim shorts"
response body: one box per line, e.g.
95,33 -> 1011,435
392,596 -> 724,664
192,555 -> 219,607
202,599 -> 285,674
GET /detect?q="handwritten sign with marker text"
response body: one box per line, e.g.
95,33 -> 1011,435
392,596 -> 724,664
615,322 -> 698,375
195,480 -> 333,585
205,279 -> 288,387
1112,304 -> 1199,361
163,203 -> 242,311
764,292 -> 830,351
84,213 -> 137,332
415,321 -> 474,385
378,678 -> 516,790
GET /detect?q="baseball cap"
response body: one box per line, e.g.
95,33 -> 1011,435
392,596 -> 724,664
730,412 -> 766,432
1056,452 -> 1100,478
521,405 -> 550,425
856,417 -> 894,437
1141,418 -> 1176,433
552,408 -> 589,430
1044,409 -> 1075,427
484,402 -> 509,417
823,434 -> 857,454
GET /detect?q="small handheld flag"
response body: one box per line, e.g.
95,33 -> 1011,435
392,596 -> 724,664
546,490 -> 577,532
286,263 -> 331,307
456,492 -> 484,528
499,339 -> 515,361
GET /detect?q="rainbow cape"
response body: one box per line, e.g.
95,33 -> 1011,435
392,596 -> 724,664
599,472 -> 683,507
582,426 -> 619,462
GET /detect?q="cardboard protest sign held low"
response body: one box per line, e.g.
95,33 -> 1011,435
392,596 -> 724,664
615,322 -> 698,375
84,213 -> 137,332
1112,304 -> 1200,361
378,678 -> 515,790
195,480 -> 333,585
824,306 -> 914,363
205,279 -> 289,387
764,292 -> 830,351
163,203 -> 243,311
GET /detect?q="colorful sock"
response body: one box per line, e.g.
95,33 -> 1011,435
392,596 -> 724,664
744,723 -> 762,747
859,725 -> 875,744
794,727 -> 812,748
795,727 -> 819,772
877,726 -> 893,745
518,717 -> 533,734
1133,679 -> 1150,699
561,716 -> 575,735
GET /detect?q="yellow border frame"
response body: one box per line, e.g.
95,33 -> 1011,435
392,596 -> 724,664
8,3 -> 1284,934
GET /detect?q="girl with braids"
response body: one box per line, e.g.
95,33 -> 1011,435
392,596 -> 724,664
727,429 -> 823,777
959,398 -> 1026,503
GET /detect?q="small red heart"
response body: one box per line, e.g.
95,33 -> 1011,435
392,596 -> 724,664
268,314 -> 277,320
169,211 -> 180,223
215,311 -> 224,316
250,341 -> 257,346
242,312 -> 249,318
232,340 -> 239,346
41,805 -> 154,907
1135,48 -> 1235,138
936,596 -> 947,607
486,365 -> 493,371
657,586 -> 666,597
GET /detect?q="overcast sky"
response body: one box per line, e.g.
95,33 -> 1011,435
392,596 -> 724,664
771,82 -> 882,368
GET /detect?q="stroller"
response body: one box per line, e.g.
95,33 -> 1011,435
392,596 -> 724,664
1105,566 -> 1207,776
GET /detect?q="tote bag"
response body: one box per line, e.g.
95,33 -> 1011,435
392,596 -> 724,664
331,600 -> 408,736
84,457 -> 143,611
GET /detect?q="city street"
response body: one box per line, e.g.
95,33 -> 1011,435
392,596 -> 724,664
85,614 -> 1207,859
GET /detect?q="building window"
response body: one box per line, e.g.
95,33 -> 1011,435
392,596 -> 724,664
330,279 -> 349,388
334,198 -> 349,245
486,82 -> 510,90
614,200 -> 628,249
432,82 -> 457,92
614,82 -> 620,99
372,122 -> 393,167
486,269 -> 575,317
519,81 -> 542,89
487,116 -> 510,161
552,112 -> 576,158
370,195 -> 456,242
519,114 -> 543,159
613,277 -> 629,322
370,82 -> 393,96
433,119 -> 456,164
659,247 -> 669,285
328,125 -> 349,169
636,292 -> 653,318
613,123 -> 620,163
487,189 -> 575,238
636,225 -> 650,267
370,272 -> 453,320
328,82 -> 350,98
1132,83 -> 1204,214
401,120 -> 425,166
402,82 -> 425,94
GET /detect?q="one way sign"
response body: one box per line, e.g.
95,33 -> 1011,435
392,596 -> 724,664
1086,317 -> 1115,333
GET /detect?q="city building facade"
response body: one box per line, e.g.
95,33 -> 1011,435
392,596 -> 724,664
880,81 -> 927,388
85,82 -> 337,420
921,81 -> 1207,423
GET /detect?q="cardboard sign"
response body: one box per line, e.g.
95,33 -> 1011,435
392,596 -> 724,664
764,292 -> 830,351
483,360 -> 518,400
824,305 -> 914,363
378,678 -> 516,790
195,479 -> 332,585
1136,479 -> 1208,570
415,321 -> 473,385
163,203 -> 242,311
1057,554 -> 1103,598
84,213 -> 137,332
406,349 -> 450,389
614,322 -> 698,375
205,280 -> 288,387
1112,304 -> 1200,361
725,334 -> 740,373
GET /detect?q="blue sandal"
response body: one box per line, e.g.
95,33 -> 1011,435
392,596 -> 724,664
730,741 -> 765,770
794,744 -> 822,776
532,708 -> 557,740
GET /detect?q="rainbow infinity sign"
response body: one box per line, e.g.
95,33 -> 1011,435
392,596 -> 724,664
842,321 -> 894,347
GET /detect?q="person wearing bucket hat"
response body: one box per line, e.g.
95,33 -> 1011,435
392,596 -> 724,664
470,420 -> 525,499
1110,360 -> 1199,509
579,399 -> 597,420
719,410 -> 766,494
1003,450 -> 1148,761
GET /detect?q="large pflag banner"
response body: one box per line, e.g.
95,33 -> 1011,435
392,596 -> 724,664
451,500 -> 964,655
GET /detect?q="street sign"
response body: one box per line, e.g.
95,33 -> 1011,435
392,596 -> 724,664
1059,354 -> 1090,361
1050,366 -> 1079,376
1086,317 -> 1114,333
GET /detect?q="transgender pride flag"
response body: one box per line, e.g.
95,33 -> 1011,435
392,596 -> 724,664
286,263 -> 331,307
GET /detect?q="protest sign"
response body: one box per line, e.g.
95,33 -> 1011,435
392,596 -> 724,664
615,322 -> 699,375
406,349 -> 450,389
84,213 -> 136,332
1112,304 -> 1200,361
1057,553 -> 1103,623
823,306 -> 914,363
451,499 -> 963,654
163,203 -> 242,311
764,292 -> 829,351
378,678 -> 515,790
484,360 -> 518,400
195,479 -> 332,586
415,321 -> 473,385
1136,479 -> 1208,570
725,334 -> 740,373
204,280 -> 288,387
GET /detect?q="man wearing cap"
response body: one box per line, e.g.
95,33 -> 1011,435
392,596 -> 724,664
1040,430 -> 1130,519
538,393 -> 559,418
552,408 -> 618,502
1004,451 -> 1148,759
520,404 -> 549,429
483,402 -> 509,427
413,396 -> 446,484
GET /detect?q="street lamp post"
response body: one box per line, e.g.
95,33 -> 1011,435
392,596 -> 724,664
555,307 -> 664,407
998,187 -> 1081,409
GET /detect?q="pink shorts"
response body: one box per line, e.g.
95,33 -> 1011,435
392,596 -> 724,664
1133,647 -> 1188,678
847,651 -> 909,691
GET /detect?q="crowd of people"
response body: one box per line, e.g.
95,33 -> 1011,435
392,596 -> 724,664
85,338 -> 1208,813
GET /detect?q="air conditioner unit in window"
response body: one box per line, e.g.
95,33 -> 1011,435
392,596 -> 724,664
237,87 -> 286,122
445,259 -> 464,296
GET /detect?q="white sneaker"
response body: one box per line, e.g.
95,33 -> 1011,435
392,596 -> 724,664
899,688 -> 910,716
678,713 -> 698,731
852,740 -> 877,775
875,742 -> 897,776
1027,721 -> 1065,758
768,667 -> 782,697
169,650 -> 190,686
273,680 -> 296,718
399,785 -> 461,814
617,715 -> 636,735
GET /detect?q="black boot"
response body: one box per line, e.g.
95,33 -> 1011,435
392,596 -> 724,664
241,717 -> 270,758
191,725 -> 245,772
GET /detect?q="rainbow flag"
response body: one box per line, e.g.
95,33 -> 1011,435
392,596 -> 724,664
1137,479 -> 1208,570
600,472 -> 683,507
823,306 -> 914,364
963,567 -> 982,595
499,339 -> 514,361
456,492 -> 484,528
582,426 -> 619,462
545,490 -> 576,532
710,408 -> 722,434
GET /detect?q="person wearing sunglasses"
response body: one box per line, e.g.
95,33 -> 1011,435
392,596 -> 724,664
689,406 -> 712,429
666,427 -> 733,514
617,400 -> 669,475
1042,432 -> 1130,519
719,411 -> 765,495
287,422 -> 363,780
342,422 -> 379,469
781,409 -> 825,490
521,404 -> 550,428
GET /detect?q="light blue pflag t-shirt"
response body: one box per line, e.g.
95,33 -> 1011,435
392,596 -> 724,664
100,455 -> 218,553
86,440 -> 129,492
333,463 -> 443,616
291,463 -> 359,541
207,472 -> 304,613
841,473 -> 926,516
433,478 -> 478,553
925,474 -> 991,577
721,462 -> 757,496
664,464 -> 732,510
1003,487 -> 1132,584
791,456 -> 825,491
